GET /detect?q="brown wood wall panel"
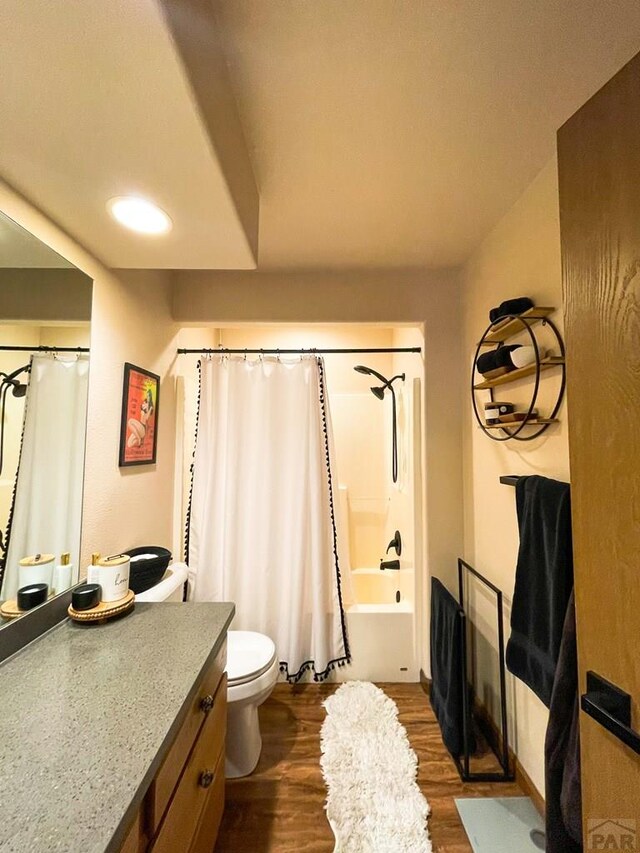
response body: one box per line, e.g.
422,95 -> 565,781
558,49 -> 640,837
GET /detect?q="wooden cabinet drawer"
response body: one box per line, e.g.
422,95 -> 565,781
119,809 -> 144,853
151,674 -> 227,853
149,640 -> 226,833
189,748 -> 225,853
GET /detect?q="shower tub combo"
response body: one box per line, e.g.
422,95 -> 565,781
332,374 -> 423,683
340,565 -> 417,682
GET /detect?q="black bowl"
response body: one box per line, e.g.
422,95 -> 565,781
125,546 -> 172,594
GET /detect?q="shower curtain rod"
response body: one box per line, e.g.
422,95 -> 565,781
177,346 -> 422,355
0,346 -> 90,353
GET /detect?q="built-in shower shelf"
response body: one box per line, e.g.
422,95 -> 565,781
348,497 -> 390,514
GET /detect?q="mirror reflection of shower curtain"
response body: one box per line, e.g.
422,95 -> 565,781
187,355 -> 350,681
1,355 -> 89,600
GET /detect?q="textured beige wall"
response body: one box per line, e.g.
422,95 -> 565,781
462,156 -> 570,797
84,269 -> 178,566
0,269 -> 92,322
173,267 -> 465,672
0,182 -> 179,569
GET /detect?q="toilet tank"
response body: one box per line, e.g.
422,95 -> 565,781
135,563 -> 189,602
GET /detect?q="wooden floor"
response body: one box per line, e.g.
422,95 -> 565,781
214,683 -> 524,852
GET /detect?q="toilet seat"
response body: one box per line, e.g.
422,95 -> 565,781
227,630 -> 277,687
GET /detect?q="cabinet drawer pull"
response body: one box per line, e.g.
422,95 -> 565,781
200,694 -> 215,713
199,770 -> 215,789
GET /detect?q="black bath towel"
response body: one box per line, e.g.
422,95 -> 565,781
545,590 -> 582,853
476,344 -> 521,375
429,577 -> 475,757
489,296 -> 534,324
506,475 -> 573,707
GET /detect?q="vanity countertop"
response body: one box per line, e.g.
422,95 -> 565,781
0,601 -> 235,853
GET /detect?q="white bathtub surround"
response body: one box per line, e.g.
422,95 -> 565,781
321,682 -> 431,853
1,354 -> 89,600
188,355 -> 350,681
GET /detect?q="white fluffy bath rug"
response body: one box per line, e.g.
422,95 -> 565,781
320,681 -> 432,853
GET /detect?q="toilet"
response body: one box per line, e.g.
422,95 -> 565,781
225,630 -> 279,778
137,565 -> 278,779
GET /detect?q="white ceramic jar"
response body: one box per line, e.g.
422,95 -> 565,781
96,554 -> 130,603
19,554 -> 54,593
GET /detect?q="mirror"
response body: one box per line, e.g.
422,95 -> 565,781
0,210 -> 92,625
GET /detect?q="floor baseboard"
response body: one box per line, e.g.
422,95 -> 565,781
419,668 -> 430,694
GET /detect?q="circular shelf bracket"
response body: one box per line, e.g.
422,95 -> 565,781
471,313 -> 566,442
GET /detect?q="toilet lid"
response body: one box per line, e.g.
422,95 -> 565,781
227,631 -> 277,686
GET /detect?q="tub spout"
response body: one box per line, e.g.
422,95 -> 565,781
380,559 -> 400,571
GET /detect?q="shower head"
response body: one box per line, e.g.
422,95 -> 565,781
354,365 -> 405,397
353,364 -> 406,485
0,367 -> 29,398
10,381 -> 27,398
353,364 -> 390,386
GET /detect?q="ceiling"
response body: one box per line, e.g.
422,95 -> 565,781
212,0 -> 640,268
0,0 -> 257,270
1,2 -> 640,271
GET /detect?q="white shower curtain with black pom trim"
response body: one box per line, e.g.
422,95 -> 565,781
1,354 -> 89,601
187,355 -> 350,681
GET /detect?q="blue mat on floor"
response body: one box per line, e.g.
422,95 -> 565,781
455,797 -> 545,853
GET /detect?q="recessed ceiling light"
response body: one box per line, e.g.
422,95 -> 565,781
107,196 -> 172,235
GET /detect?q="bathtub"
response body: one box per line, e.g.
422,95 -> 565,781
336,567 -> 418,683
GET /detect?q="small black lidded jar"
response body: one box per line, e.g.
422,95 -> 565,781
17,583 -> 49,611
71,584 -> 102,611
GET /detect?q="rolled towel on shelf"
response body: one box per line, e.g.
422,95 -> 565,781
494,346 -> 520,369
476,344 -> 521,376
489,297 -> 534,324
511,345 -> 546,368
476,350 -> 498,374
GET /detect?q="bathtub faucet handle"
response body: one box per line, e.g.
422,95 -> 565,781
385,530 -> 402,556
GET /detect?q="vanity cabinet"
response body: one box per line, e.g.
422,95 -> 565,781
121,639 -> 228,853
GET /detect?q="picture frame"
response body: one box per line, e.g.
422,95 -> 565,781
118,362 -> 160,467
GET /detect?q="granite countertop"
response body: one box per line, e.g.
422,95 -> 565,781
0,602 -> 235,853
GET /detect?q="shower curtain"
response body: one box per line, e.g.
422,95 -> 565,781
187,355 -> 350,681
1,355 -> 90,600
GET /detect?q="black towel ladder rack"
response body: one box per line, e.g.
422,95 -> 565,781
456,558 -> 515,782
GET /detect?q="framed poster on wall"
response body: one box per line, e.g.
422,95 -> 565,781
119,362 -> 160,467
